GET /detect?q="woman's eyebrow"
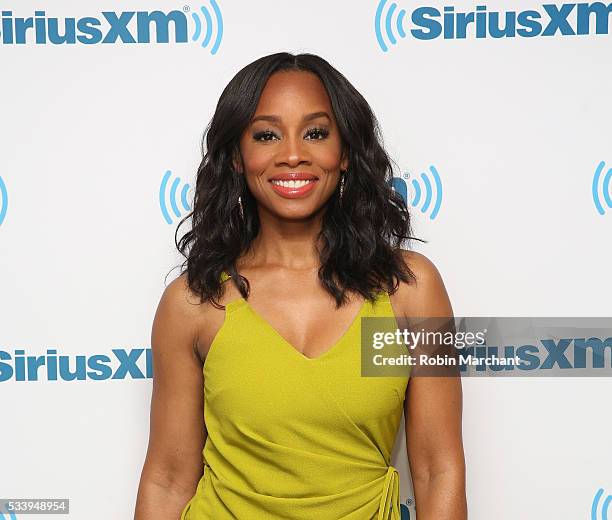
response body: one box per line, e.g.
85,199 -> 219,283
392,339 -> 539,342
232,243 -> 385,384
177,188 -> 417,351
250,111 -> 331,124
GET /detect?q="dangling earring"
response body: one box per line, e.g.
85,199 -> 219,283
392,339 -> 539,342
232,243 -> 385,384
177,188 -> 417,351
339,171 -> 346,202
238,195 -> 244,220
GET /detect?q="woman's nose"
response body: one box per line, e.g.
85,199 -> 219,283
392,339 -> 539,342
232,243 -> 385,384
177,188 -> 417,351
275,134 -> 310,168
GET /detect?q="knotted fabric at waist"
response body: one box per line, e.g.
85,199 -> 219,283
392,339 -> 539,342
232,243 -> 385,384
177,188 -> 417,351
378,465 -> 401,520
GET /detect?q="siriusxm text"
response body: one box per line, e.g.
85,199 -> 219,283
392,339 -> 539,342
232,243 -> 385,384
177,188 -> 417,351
0,348 -> 152,382
406,3 -> 610,40
458,337 -> 612,371
0,10 -> 189,44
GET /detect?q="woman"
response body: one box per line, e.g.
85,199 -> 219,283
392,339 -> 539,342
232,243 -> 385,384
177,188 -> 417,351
135,52 -> 467,520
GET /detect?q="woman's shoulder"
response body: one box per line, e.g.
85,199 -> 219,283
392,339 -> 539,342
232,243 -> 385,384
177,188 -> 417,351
391,248 -> 453,318
397,248 -> 443,281
157,273 -> 207,327
160,272 -> 235,362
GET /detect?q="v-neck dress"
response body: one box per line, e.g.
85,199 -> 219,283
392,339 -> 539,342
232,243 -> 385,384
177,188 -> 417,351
180,271 -> 410,520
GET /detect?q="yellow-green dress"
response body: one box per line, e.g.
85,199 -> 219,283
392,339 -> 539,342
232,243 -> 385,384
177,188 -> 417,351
180,272 -> 409,519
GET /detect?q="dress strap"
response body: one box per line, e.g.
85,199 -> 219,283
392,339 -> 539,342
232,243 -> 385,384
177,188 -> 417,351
366,289 -> 394,318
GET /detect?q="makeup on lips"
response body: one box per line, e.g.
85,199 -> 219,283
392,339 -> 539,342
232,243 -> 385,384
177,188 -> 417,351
269,172 -> 319,199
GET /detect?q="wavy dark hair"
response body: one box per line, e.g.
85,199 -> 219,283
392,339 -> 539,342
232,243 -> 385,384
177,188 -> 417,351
173,51 -> 424,309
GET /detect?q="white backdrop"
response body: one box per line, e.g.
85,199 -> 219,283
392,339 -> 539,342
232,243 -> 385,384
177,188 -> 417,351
1,1 -> 611,518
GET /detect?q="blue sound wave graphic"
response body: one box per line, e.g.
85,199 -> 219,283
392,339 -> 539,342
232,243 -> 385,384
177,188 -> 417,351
159,170 -> 192,225
592,160 -> 612,216
592,487 -> 611,520
0,175 -> 7,226
0,509 -> 18,519
390,165 -> 443,220
190,0 -> 223,54
374,0 -> 407,52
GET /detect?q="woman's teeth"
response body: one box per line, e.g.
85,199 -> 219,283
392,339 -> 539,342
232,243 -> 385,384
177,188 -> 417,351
271,179 -> 315,188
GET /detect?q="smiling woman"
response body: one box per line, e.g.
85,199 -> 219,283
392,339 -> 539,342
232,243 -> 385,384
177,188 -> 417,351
233,71 -> 348,218
134,52 -> 467,520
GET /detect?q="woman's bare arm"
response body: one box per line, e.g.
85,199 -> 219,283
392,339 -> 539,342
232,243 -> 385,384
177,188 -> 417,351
397,251 -> 468,519
134,275 -> 207,519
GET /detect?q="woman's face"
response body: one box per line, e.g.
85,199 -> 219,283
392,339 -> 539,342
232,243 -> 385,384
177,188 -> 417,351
235,70 -> 348,220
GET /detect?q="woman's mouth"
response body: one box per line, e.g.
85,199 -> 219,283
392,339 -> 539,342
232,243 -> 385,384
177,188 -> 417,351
269,178 -> 318,199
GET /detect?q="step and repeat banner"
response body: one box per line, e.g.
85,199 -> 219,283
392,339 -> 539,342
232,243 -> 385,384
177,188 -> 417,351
1,0 -> 610,518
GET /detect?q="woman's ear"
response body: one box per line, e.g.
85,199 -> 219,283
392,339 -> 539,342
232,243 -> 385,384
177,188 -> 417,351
340,148 -> 349,172
232,148 -> 243,174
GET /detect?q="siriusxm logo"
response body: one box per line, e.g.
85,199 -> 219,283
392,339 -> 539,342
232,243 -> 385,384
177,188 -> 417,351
390,166 -> 443,220
0,2 -> 223,53
592,488 -> 611,520
160,170 -> 193,225
0,175 -> 7,226
459,336 -> 612,372
375,1 -> 612,51
0,348 -> 153,382
592,160 -> 612,216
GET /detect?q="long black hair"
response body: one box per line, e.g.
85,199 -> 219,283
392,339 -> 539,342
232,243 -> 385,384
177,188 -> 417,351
174,52 -> 424,309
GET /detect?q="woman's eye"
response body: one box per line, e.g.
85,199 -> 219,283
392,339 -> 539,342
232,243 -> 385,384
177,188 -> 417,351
253,130 -> 278,142
305,127 -> 330,140
253,127 -> 329,142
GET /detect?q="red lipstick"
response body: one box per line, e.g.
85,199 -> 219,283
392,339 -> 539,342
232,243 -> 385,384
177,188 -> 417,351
269,172 -> 319,199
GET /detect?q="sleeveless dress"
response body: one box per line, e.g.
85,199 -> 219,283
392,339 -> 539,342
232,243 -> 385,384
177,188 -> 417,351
180,271 -> 410,519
